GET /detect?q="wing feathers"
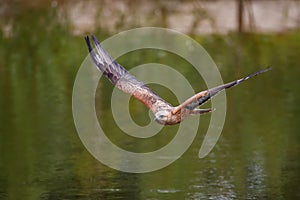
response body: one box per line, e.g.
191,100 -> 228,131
85,36 -> 128,84
173,68 -> 271,113
85,35 -> 172,113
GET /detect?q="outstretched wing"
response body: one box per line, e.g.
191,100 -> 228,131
172,68 -> 271,114
85,35 -> 172,113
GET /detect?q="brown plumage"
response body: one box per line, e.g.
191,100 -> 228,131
85,35 -> 271,125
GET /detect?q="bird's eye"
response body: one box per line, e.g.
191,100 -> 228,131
159,115 -> 164,118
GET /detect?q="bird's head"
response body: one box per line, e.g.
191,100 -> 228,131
154,110 -> 170,125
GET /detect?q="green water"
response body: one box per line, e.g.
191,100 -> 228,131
1,8 -> 300,200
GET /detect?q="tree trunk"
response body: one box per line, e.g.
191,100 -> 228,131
238,0 -> 244,33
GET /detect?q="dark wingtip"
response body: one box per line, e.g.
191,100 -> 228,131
265,67 -> 272,72
85,35 -> 93,53
246,67 -> 272,80
91,35 -> 100,45
259,66 -> 272,73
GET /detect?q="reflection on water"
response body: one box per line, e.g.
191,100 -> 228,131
1,18 -> 300,199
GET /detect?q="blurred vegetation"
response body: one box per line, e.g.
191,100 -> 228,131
1,3 -> 300,89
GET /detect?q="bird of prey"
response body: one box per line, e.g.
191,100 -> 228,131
85,35 -> 271,125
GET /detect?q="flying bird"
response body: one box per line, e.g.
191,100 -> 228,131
85,35 -> 271,125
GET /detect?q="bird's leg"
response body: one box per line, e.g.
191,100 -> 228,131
172,91 -> 209,114
190,108 -> 215,115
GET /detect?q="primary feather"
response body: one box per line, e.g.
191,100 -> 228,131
85,35 -> 172,114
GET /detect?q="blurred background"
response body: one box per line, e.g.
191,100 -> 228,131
1,0 -> 300,199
